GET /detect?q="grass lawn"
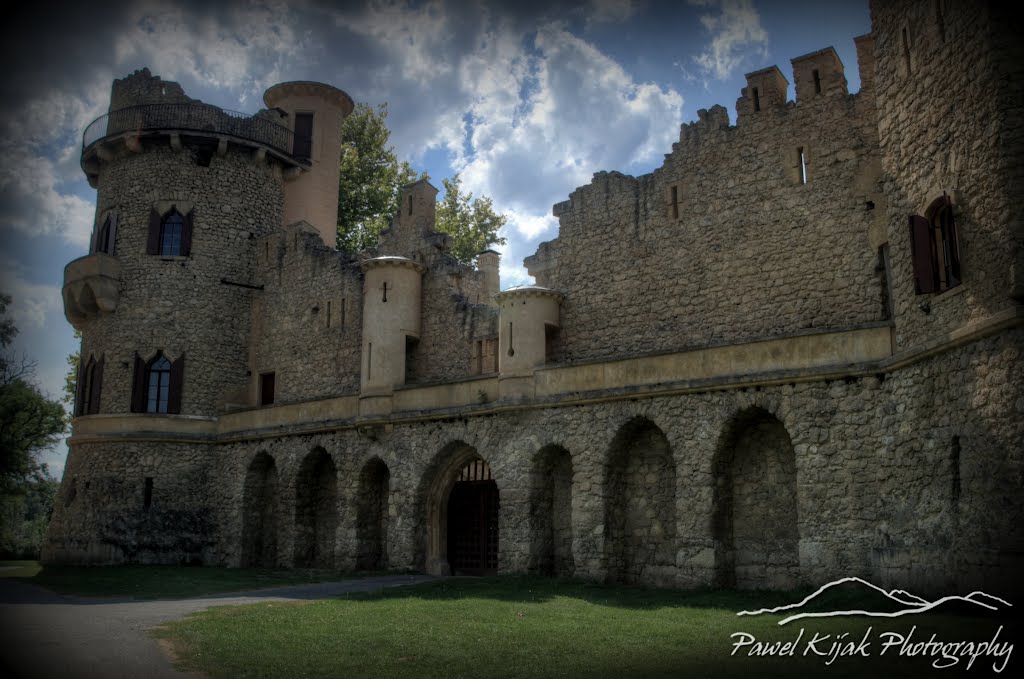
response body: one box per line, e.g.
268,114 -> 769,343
0,560 -> 367,599
155,576 -> 1019,679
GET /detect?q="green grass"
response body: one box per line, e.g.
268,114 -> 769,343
0,560 -> 368,599
155,576 -> 1020,679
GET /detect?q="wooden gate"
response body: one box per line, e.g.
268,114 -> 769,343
447,460 -> 499,575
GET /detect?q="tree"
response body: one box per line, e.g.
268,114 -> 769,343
336,103 -> 507,266
435,174 -> 507,265
64,329 -> 81,406
0,294 -> 66,494
0,293 -> 64,558
337,103 -> 420,253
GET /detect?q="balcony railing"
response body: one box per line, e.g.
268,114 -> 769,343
82,103 -> 296,159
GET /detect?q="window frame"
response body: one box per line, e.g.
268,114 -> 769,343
131,351 -> 185,414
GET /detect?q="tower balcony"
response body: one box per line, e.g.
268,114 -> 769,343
80,103 -> 310,187
63,253 -> 121,330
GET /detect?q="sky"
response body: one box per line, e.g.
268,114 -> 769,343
0,0 -> 870,477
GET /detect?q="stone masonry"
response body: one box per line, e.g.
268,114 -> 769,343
49,0 -> 1022,596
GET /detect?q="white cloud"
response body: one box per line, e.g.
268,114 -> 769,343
0,154 -> 95,249
0,256 -> 63,332
690,0 -> 768,80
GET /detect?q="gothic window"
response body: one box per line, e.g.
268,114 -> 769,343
92,214 -> 117,255
908,195 -> 961,294
293,112 -> 313,162
131,351 -> 185,414
75,354 -> 105,416
147,206 -> 193,257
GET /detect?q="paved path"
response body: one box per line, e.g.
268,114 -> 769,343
0,574 -> 435,679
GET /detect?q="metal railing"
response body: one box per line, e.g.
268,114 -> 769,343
81,103 -> 295,158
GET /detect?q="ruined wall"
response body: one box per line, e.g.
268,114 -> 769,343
82,143 -> 282,416
872,0 -> 1024,350
532,50 -> 885,364
248,227 -> 364,403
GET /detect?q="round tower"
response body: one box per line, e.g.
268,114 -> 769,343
359,256 -> 427,410
263,81 -> 354,247
495,286 -> 563,400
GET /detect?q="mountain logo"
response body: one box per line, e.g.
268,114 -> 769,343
738,577 -> 1013,626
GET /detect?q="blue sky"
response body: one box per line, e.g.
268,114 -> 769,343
0,0 -> 870,476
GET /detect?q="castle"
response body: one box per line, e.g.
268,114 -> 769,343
47,0 -> 1023,594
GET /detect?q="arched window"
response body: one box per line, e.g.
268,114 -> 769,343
908,194 -> 961,294
131,351 -> 185,414
147,206 -> 193,257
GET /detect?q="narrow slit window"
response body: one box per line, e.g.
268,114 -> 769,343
670,186 -> 679,220
408,195 -> 413,215
951,435 -> 961,508
341,298 -> 346,328
798,147 -> 807,184
936,0 -> 946,43
812,69 -> 821,94
752,87 -> 760,112
144,477 -> 154,509
327,300 -> 331,328
367,343 -> 373,380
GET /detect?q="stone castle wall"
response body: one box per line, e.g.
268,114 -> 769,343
530,57 -> 886,364
49,328 -> 1024,594
872,0 -> 1024,350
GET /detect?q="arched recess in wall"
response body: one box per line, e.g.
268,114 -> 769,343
712,407 -> 799,589
605,417 -> 676,585
528,445 -> 574,577
294,447 -> 338,568
242,452 -> 279,568
419,441 -> 499,576
355,457 -> 391,571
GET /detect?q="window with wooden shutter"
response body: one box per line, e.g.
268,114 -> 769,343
88,355 -> 104,415
933,195 -> 961,291
131,352 -> 146,412
75,357 -> 91,416
908,214 -> 938,294
168,353 -> 185,414
181,209 -> 194,256
147,208 -> 162,255
293,112 -> 313,162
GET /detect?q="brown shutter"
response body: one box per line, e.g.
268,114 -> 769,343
168,353 -> 185,414
147,208 -> 161,255
908,214 -> 937,294
89,355 -> 104,415
75,357 -> 87,416
107,214 -> 118,255
181,209 -> 194,256
131,352 -> 146,413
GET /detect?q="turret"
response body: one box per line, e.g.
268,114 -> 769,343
263,82 -> 354,248
791,47 -> 848,101
476,249 -> 501,302
495,286 -> 563,400
359,256 -> 426,414
736,66 -> 788,120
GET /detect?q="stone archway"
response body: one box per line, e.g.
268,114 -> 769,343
605,417 -> 676,584
422,443 -> 500,576
355,457 -> 391,570
294,448 -> 338,568
241,452 -> 279,568
529,445 -> 574,577
713,407 -> 799,589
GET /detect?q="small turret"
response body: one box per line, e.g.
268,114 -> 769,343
359,256 -> 427,414
495,286 -> 563,400
476,250 -> 501,302
263,81 -> 354,248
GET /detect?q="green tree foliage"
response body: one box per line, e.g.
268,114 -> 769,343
0,292 -> 64,557
336,104 -> 507,266
337,103 -> 420,253
435,174 -> 507,265
64,329 -> 81,406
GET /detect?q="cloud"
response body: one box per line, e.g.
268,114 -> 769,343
0,256 -> 63,332
0,154 -> 95,249
689,0 -> 768,80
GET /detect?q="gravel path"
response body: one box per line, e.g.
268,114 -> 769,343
0,574 -> 435,679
